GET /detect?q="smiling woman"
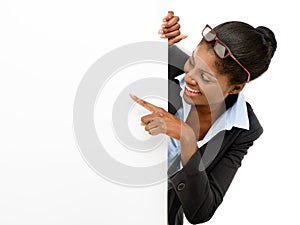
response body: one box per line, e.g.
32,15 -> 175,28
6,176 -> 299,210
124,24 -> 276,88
132,11 -> 277,225
163,11 -> 277,225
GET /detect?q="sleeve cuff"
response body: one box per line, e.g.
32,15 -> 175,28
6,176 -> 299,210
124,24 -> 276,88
170,150 -> 204,181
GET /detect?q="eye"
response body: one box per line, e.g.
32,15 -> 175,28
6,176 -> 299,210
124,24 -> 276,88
200,72 -> 211,83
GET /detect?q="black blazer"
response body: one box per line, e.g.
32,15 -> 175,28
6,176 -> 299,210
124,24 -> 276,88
168,46 -> 263,225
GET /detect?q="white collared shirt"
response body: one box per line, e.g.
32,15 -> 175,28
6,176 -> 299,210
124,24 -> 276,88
168,74 -> 250,169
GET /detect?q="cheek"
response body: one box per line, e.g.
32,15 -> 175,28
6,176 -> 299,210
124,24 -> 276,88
200,84 -> 228,104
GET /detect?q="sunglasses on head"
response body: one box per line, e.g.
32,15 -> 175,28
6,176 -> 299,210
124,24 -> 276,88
202,24 -> 251,83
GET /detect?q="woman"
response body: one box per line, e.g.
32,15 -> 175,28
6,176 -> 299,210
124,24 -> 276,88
131,11 -> 277,225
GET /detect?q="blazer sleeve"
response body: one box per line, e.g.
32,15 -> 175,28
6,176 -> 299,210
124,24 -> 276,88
168,45 -> 189,80
169,105 -> 263,224
168,45 -> 190,115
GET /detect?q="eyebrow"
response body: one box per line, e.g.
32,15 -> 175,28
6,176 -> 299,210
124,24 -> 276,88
190,51 -> 217,79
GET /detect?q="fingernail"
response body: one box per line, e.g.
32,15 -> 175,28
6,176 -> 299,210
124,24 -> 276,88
129,93 -> 137,99
161,34 -> 166,38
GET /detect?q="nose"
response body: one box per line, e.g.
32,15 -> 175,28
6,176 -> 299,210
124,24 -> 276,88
185,73 -> 198,86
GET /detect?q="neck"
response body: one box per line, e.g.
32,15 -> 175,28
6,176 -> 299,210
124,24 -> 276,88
194,102 -> 226,123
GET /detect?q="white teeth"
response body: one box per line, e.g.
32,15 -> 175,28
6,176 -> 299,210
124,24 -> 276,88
186,86 -> 201,94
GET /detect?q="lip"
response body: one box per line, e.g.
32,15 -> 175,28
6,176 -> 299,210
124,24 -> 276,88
184,85 -> 202,97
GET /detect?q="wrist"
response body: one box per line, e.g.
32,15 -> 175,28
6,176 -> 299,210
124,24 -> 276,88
179,124 -> 198,165
180,123 -> 196,142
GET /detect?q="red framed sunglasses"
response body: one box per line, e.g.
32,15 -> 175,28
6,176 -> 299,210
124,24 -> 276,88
202,24 -> 251,83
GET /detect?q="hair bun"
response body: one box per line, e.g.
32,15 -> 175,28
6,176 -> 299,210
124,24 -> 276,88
256,26 -> 277,58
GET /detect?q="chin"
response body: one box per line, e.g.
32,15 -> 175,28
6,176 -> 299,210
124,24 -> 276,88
183,93 -> 207,106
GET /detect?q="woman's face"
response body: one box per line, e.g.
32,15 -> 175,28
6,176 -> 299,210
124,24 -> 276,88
183,43 -> 240,107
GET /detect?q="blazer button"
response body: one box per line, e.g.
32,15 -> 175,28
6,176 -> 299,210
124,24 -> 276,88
177,182 -> 185,191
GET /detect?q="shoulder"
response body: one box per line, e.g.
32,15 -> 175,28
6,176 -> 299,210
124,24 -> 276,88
236,102 -> 264,143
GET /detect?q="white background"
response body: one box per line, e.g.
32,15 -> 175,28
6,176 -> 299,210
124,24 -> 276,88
0,0 -> 299,225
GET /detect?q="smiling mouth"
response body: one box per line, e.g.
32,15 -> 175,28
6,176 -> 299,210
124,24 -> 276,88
185,86 -> 202,96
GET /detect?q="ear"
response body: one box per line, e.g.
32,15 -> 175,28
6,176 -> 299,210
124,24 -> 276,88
228,83 -> 246,95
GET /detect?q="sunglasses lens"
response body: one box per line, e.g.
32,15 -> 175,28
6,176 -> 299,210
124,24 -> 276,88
214,42 -> 229,58
203,27 -> 215,41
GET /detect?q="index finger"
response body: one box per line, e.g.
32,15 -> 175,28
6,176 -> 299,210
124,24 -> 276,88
129,94 -> 158,113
